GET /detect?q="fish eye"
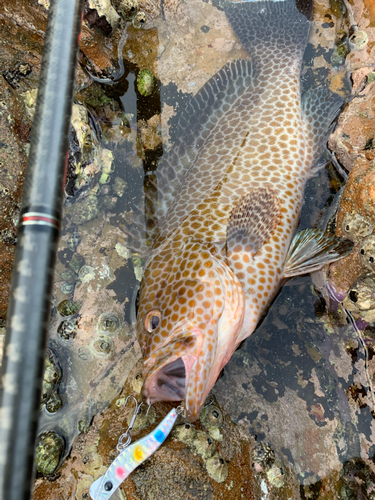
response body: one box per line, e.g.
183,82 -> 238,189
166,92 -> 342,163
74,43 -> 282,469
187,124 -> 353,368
144,311 -> 161,332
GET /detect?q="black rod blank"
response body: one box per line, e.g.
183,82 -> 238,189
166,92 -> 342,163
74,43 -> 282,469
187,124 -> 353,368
0,0 -> 84,498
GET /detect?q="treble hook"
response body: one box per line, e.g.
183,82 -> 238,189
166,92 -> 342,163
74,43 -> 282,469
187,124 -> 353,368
117,395 -> 143,451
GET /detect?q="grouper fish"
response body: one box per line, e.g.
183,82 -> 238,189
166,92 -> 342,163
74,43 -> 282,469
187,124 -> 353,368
134,0 -> 353,420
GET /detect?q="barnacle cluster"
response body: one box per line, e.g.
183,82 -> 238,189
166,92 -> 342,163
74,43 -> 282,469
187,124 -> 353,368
173,404 -> 228,483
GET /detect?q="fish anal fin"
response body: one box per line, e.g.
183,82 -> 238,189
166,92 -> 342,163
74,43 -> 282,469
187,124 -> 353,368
227,188 -> 281,259
284,228 -> 353,278
302,86 -> 344,171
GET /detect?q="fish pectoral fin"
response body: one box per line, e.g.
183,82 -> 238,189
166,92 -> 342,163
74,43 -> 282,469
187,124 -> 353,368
227,188 -> 281,257
283,228 -> 353,278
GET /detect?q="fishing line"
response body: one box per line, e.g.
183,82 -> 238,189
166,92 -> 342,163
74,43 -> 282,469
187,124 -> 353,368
346,309 -> 375,413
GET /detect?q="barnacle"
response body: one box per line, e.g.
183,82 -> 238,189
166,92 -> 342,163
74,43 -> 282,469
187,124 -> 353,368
341,213 -> 372,243
132,11 -> 146,29
251,442 -> 276,473
57,299 -> 80,317
58,318 -> 78,341
343,274 -> 375,322
97,312 -> 121,334
35,432 -> 64,476
67,231 -> 81,252
348,31 -> 368,51
137,69 -> 154,97
69,253 -> 85,274
91,335 -> 114,357
200,405 -> 223,430
78,265 -> 95,283
132,372 -> 143,393
206,454 -> 228,483
359,235 -> 375,273
266,459 -> 286,488
60,282 -> 75,295
119,0 -> 139,20
70,194 -> 99,225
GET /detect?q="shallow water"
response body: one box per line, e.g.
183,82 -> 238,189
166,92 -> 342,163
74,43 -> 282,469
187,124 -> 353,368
36,0 -> 375,496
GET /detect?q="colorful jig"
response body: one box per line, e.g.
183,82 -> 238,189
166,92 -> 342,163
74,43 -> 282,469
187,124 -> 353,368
89,397 -> 181,499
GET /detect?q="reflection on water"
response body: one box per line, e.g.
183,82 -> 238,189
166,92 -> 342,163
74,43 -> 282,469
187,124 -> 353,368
36,0 -> 375,496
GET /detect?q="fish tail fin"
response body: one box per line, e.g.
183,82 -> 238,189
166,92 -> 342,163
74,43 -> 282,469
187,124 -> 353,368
224,0 -> 313,70
283,229 -> 354,278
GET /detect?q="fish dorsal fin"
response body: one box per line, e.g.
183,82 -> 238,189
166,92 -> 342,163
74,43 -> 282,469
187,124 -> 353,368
227,188 -> 281,261
283,229 -> 353,278
156,59 -> 258,220
302,86 -> 344,173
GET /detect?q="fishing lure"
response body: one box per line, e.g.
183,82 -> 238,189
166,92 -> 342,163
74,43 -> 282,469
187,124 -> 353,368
89,397 -> 182,499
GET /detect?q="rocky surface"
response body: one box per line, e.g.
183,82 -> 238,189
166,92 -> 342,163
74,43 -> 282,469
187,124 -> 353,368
0,0 -> 47,321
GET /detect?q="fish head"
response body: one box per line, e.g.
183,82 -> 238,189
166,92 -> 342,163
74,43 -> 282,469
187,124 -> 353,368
137,242 -> 244,420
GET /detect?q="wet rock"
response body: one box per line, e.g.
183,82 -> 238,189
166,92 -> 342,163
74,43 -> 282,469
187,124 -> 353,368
329,157 -> 375,297
339,457 -> 375,500
138,115 -> 162,151
84,0 -> 120,36
113,176 -> 127,197
329,82 -> 375,172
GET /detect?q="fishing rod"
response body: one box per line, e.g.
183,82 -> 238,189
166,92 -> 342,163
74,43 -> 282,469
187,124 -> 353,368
0,0 -> 84,498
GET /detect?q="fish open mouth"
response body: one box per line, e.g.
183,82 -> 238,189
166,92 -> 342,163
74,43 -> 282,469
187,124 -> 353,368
154,357 -> 186,401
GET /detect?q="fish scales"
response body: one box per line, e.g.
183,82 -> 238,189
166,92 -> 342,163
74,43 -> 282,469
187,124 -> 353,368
136,0 -> 348,420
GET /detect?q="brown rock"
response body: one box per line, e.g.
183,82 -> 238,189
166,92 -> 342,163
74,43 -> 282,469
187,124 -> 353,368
328,83 -> 375,171
0,0 -> 47,321
336,158 -> 375,233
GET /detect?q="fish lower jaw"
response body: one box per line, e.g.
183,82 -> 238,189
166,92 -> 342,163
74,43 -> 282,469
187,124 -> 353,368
143,355 -> 196,404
